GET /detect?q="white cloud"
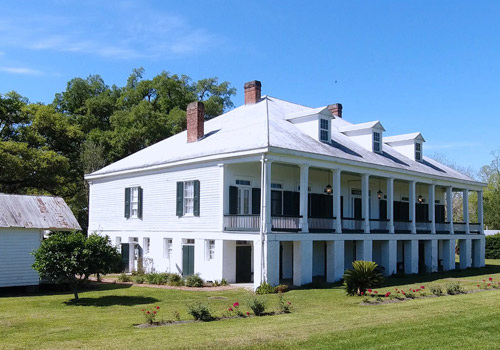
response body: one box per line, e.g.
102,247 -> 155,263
0,66 -> 43,75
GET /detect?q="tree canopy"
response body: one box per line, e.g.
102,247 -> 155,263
0,69 -> 236,232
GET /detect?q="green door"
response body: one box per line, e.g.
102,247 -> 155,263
121,243 -> 129,272
182,245 -> 195,277
236,246 -> 252,283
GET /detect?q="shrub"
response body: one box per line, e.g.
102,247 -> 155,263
275,284 -> 289,293
430,285 -> 444,297
167,273 -> 184,286
404,290 -> 415,299
446,282 -> 465,295
256,281 -> 276,294
343,261 -> 384,296
277,293 -> 292,313
187,303 -> 213,321
486,234 -> 500,259
146,273 -> 169,285
248,297 -> 266,316
134,275 -> 145,284
141,306 -> 160,324
117,273 -> 131,282
185,274 -> 204,287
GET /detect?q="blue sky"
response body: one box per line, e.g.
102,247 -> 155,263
1,1 -> 499,173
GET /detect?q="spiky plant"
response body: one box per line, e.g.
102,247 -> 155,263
343,260 -> 384,296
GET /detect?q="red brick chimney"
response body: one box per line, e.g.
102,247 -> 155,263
187,101 -> 204,143
244,80 -> 262,105
328,103 -> 342,118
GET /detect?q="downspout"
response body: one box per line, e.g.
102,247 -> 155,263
260,154 -> 266,284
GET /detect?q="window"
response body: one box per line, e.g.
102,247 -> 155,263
236,179 -> 251,186
238,187 -> 251,214
176,181 -> 200,217
205,240 -> 215,260
124,187 -> 143,219
319,118 -> 329,142
373,132 -> 381,153
184,239 -> 195,245
143,237 -> 150,254
271,183 -> 282,189
415,142 -> 422,161
163,238 -> 172,259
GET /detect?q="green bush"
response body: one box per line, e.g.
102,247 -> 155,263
187,303 -> 213,321
486,234 -> 500,259
256,281 -> 276,294
134,275 -> 145,284
117,273 -> 131,282
146,273 -> 169,285
343,261 -> 384,296
248,297 -> 266,316
185,274 -> 204,287
446,282 -> 465,295
167,273 -> 184,286
430,285 -> 444,297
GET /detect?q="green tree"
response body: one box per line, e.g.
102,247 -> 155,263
32,232 -> 122,300
343,260 -> 384,296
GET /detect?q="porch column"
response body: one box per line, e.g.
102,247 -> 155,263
128,242 -> 135,273
261,159 -> 272,233
299,164 -> 309,233
218,163 -> 226,231
409,181 -> 417,234
424,240 -> 438,273
442,239 -> 456,271
429,184 -> 436,234
459,239 -> 472,269
387,177 -> 395,233
480,237 -> 486,267
293,240 -> 313,286
404,240 -> 419,274
381,240 -> 397,276
463,189 -> 470,234
478,190 -> 484,235
326,240 -> 344,282
472,239 -> 482,268
356,240 -> 372,261
333,169 -> 342,233
447,186 -> 454,234
362,173 -> 370,233
253,239 -> 263,290
266,239 -> 280,286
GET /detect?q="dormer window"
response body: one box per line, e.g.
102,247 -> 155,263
415,142 -> 422,161
373,131 -> 382,153
319,118 -> 329,142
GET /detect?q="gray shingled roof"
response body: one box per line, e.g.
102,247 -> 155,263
0,194 -> 81,230
87,96 -> 476,183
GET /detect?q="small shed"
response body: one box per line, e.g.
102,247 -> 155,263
0,193 -> 81,288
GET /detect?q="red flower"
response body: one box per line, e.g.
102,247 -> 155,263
233,302 -> 239,308
246,312 -> 250,316
367,289 -> 372,292
483,280 -> 486,282
477,284 -> 480,287
153,311 -> 156,314
146,311 -> 150,314
416,289 -> 420,292
395,288 -> 398,291
385,292 -> 391,297
156,306 -> 160,310
228,307 -> 233,312
374,291 -> 378,294
402,291 -> 406,295
360,292 -> 364,295
420,286 -> 425,289
287,301 -> 291,305
489,277 -> 493,281
488,284 -> 491,287
141,309 -> 144,312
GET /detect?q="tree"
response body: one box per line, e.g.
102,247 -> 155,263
32,232 -> 122,300
479,151 -> 500,229
343,260 -> 384,296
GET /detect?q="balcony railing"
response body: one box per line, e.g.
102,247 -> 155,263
224,215 -> 260,232
453,222 -> 467,234
369,219 -> 390,233
416,221 -> 431,233
394,220 -> 411,233
272,215 -> 301,232
469,223 -> 482,234
308,217 -> 336,233
435,222 -> 450,233
342,217 -> 364,233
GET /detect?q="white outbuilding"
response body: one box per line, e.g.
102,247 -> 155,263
0,193 -> 81,288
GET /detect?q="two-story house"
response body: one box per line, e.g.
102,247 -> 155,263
86,80 -> 485,290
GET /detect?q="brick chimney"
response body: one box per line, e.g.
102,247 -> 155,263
187,101 -> 204,143
244,80 -> 262,105
328,103 -> 342,118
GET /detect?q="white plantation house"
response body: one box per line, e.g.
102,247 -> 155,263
86,80 -> 485,290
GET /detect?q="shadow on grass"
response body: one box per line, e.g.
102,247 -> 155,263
64,295 -> 159,307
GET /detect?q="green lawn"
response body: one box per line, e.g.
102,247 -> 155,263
2,261 -> 500,350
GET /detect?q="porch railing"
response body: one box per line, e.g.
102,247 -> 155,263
272,215 -> 301,232
435,222 -> 451,233
308,217 -> 336,232
416,221 -> 431,233
469,223 -> 482,234
394,220 -> 411,233
369,219 -> 390,233
223,215 -> 260,232
453,222 -> 467,234
342,217 -> 364,232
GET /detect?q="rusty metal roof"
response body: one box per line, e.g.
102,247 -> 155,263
0,193 -> 81,230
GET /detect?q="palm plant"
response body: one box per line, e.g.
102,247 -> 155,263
343,260 -> 384,296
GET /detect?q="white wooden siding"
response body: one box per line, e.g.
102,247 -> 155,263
88,163 -> 221,233
0,228 -> 41,287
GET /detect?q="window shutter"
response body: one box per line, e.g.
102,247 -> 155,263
194,180 -> 200,217
124,187 -> 131,218
176,182 -> 184,216
137,187 -> 143,219
229,186 -> 238,214
283,191 -> 293,216
252,188 -> 261,215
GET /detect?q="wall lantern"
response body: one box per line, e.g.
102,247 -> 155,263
377,190 -> 383,200
418,194 -> 423,203
324,184 -> 333,195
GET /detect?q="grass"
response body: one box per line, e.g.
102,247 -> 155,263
2,260 -> 500,349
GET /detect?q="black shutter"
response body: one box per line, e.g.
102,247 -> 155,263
379,200 -> 387,220
293,192 -> 300,216
252,188 -> 261,215
137,187 -> 143,219
229,186 -> 238,214
124,187 -> 131,218
436,204 -> 445,223
193,180 -> 200,217
340,196 -> 344,218
283,191 -> 294,216
176,182 -> 184,216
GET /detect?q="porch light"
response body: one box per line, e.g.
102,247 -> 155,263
418,194 -> 423,203
324,184 -> 333,195
377,190 -> 383,200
